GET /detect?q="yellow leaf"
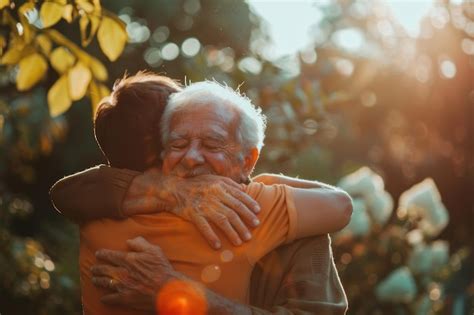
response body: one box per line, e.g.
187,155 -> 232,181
48,75 -> 72,117
62,4 -> 74,23
99,83 -> 110,98
40,2 -> 65,28
97,16 -> 128,61
0,0 -> 10,10
89,57 -> 107,81
92,0 -> 101,14
17,53 -> 48,91
79,14 -> 100,46
0,41 -> 29,65
76,0 -> 94,13
50,46 -> 75,73
68,61 -> 92,100
0,35 -> 6,55
35,34 -> 52,55
18,2 -> 35,16
18,3 -> 36,43
89,80 -> 110,117
89,80 -> 100,116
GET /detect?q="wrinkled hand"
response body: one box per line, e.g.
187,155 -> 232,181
91,237 -> 183,311
123,168 -> 261,249
169,174 -> 261,248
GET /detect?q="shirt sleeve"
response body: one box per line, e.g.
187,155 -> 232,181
49,164 -> 139,222
244,183 -> 298,265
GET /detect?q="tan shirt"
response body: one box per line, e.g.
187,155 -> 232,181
79,182 -> 297,315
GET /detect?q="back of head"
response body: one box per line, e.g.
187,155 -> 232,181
94,71 -> 181,171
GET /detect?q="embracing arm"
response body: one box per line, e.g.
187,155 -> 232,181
253,173 -> 353,238
92,236 -> 346,315
49,165 -> 139,223
50,165 -> 260,247
92,237 -> 252,315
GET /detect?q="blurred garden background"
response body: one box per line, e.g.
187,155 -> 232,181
0,0 -> 472,314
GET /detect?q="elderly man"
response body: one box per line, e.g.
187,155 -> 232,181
51,75 -> 350,314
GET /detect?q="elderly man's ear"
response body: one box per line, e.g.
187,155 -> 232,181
243,147 -> 259,177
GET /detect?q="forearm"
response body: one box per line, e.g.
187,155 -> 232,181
292,187 -> 352,238
253,173 -> 353,237
205,288 -> 252,315
50,165 -> 139,223
253,174 -> 352,237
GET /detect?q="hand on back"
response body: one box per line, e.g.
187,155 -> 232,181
122,168 -> 260,249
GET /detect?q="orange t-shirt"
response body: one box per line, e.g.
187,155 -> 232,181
79,182 -> 297,315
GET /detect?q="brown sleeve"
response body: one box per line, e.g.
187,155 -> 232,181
49,165 -> 139,223
249,235 -> 348,315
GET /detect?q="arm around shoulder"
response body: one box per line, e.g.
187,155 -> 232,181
291,186 -> 352,239
253,173 -> 352,239
50,165 -> 139,223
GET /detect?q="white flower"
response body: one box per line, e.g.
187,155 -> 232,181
338,167 -> 384,198
406,229 -> 424,245
398,178 -> 449,237
375,267 -> 417,303
366,190 -> 394,225
408,241 -> 449,275
336,198 -> 371,238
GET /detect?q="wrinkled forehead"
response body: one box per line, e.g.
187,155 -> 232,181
169,102 -> 240,138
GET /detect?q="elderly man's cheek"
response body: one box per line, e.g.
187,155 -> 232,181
162,152 -> 180,175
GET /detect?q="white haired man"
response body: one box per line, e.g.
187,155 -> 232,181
51,75 -> 350,314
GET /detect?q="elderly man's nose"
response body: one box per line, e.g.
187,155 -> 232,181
183,146 -> 204,167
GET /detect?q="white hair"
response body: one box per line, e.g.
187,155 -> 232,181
161,81 -> 266,152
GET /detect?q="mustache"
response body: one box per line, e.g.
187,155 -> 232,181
175,167 -> 214,178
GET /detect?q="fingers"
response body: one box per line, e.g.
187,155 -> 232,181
92,276 -> 117,290
95,249 -> 128,267
223,208 -> 253,242
222,184 -> 260,214
91,264 -> 116,278
191,213 -> 221,250
219,176 -> 244,191
209,211 -> 243,246
222,189 -> 260,227
126,236 -> 155,252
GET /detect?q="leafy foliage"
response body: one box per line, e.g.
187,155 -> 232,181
0,0 -> 472,314
0,0 -> 125,116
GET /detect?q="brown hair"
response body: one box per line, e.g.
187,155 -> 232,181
94,71 -> 181,171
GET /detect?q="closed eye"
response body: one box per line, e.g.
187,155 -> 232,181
169,140 -> 188,149
203,140 -> 224,150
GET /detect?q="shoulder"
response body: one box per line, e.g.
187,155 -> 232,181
245,182 -> 294,216
245,182 -> 288,198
